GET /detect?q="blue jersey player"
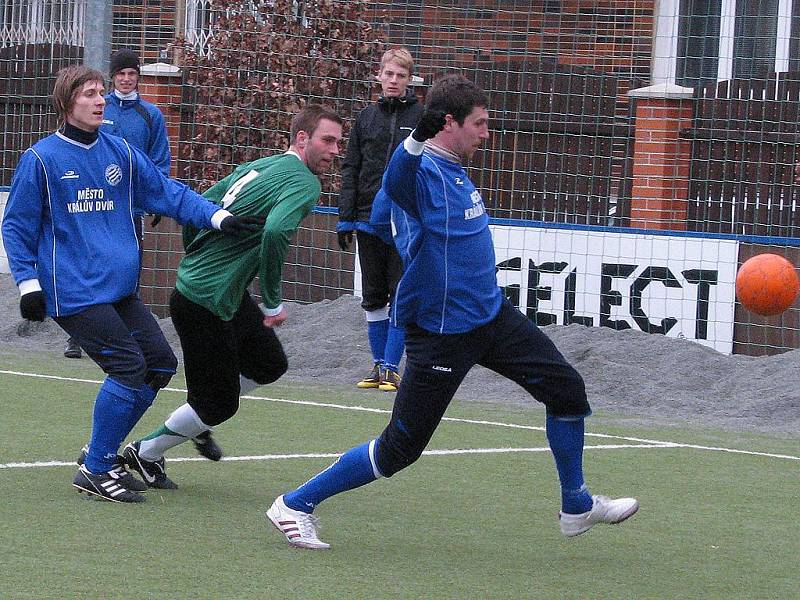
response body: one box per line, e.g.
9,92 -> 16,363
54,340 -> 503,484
64,48 -> 173,360
1,65 -> 262,503
266,75 -> 638,548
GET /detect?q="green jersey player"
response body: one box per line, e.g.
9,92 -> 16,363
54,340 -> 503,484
123,105 -> 343,489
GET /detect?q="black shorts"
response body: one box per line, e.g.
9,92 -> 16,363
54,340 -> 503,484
375,299 -> 589,475
357,231 -> 403,312
169,289 -> 288,426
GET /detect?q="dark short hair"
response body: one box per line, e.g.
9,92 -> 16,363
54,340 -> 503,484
52,65 -> 105,124
290,104 -> 343,143
425,74 -> 488,125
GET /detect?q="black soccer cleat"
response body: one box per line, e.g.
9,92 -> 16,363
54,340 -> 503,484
123,441 -> 178,490
76,444 -> 87,466
192,430 -> 223,461
76,444 -> 147,492
64,338 -> 82,359
73,464 -> 146,503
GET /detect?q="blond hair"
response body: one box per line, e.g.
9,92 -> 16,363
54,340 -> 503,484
380,47 -> 414,74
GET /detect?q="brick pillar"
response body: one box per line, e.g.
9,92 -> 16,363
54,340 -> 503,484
138,62 -> 182,178
627,83 -> 694,230
137,62 -> 184,316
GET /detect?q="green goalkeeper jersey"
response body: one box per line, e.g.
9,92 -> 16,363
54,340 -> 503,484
175,152 -> 321,320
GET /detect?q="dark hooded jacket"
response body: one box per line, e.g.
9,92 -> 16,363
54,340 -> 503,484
337,89 -> 423,232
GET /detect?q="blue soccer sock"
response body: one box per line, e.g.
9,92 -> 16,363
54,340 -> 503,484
383,323 -> 405,373
546,414 -> 593,514
283,440 -> 382,513
84,378 -> 139,473
127,383 -> 157,433
367,317 -> 389,365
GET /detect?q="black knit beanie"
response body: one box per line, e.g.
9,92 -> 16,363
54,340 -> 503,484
109,49 -> 140,76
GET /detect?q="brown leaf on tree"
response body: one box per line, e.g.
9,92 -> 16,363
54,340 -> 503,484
177,0 -> 385,190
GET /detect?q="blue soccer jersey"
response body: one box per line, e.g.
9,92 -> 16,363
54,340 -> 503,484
380,136 -> 503,334
2,131 -> 221,317
102,93 -> 171,177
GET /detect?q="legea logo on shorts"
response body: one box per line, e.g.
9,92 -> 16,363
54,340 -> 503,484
105,163 -> 123,186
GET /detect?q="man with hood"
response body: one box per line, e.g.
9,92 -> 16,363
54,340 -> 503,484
336,47 -> 423,392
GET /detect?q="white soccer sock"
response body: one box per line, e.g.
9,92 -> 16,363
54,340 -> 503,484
365,307 -> 390,322
138,403 -> 210,461
166,402 -> 209,438
139,433 -> 185,462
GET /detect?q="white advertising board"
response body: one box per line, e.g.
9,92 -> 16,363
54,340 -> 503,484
492,225 -> 739,354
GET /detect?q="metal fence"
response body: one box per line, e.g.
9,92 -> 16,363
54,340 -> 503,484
3,1 -> 800,356
685,72 -> 800,237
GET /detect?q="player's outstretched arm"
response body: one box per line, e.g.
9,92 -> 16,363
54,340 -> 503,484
2,151 -> 47,287
132,146 -> 221,229
132,146 -> 262,236
383,109 -> 447,217
219,214 -> 265,235
131,145 -> 260,234
411,109 -> 447,143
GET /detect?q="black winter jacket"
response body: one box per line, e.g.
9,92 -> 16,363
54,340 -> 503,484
337,90 -> 423,230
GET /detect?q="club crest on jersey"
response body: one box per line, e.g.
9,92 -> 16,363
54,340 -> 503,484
105,163 -> 123,186
464,189 -> 485,220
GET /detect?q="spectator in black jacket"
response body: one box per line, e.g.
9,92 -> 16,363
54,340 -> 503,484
337,47 -> 423,392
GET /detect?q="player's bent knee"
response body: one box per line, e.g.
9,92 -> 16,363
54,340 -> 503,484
247,354 -> 288,385
361,300 -> 390,314
106,356 -> 148,389
195,397 -> 240,427
547,388 -> 591,418
550,367 -> 589,414
374,433 -> 424,477
144,369 -> 174,391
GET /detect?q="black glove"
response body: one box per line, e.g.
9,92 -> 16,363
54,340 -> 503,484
338,230 -> 353,251
219,214 -> 266,236
412,109 -> 448,142
150,214 -> 162,227
20,290 -> 46,322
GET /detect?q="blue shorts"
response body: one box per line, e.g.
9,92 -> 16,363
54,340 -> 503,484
53,295 -> 176,389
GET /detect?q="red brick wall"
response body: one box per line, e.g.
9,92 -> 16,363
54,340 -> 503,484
374,0 -> 654,81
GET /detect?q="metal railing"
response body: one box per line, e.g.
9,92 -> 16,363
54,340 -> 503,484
0,0 -> 84,48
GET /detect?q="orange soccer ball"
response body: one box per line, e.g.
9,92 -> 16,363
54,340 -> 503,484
735,254 -> 800,316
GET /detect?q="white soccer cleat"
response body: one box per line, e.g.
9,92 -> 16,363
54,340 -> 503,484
266,495 -> 331,550
559,494 -> 639,537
